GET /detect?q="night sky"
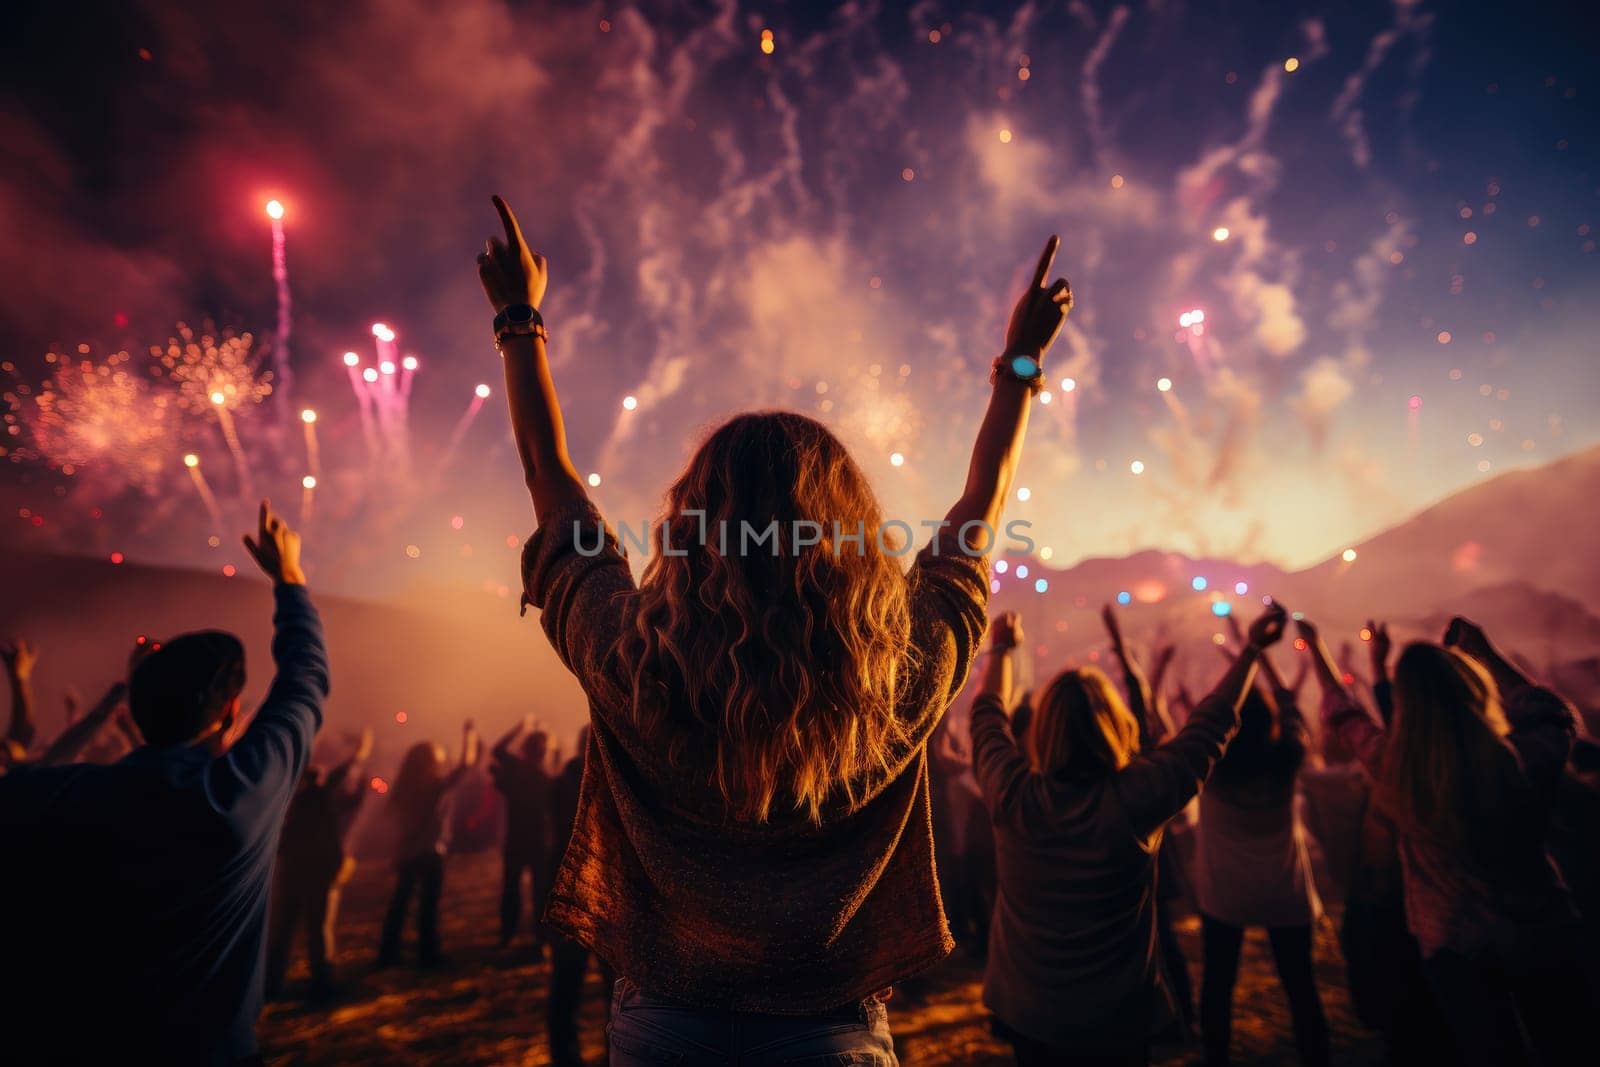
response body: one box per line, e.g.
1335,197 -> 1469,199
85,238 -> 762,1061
2,0 -> 1596,601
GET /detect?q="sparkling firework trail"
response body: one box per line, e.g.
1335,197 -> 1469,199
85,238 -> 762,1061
300,408 -> 321,477
157,324 -> 270,497
183,453 -> 225,530
266,200 -> 293,423
438,383 -> 491,475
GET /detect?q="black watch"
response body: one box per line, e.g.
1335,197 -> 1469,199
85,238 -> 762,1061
493,304 -> 547,350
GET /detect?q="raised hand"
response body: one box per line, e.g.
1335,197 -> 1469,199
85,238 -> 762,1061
242,499 -> 306,586
1367,619 -> 1392,679
354,727 -> 375,764
1,638 -> 36,680
1100,604 -> 1125,652
1247,601 -> 1289,649
1442,616 -> 1491,660
477,196 -> 548,314
988,611 -> 1025,651
1003,236 -> 1073,361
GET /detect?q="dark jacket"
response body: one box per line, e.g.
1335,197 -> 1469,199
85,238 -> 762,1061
0,584 -> 328,1064
971,679 -> 1243,1048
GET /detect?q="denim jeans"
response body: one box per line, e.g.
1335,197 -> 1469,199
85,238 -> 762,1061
607,977 -> 899,1065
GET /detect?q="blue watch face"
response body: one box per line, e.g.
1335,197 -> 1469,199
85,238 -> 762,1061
1009,354 -> 1041,378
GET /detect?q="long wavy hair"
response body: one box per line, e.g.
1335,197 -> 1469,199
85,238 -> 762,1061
1381,643 -> 1514,851
625,412 -> 912,824
1027,666 -> 1141,777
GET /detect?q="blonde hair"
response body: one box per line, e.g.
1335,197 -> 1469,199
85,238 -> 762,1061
1027,666 -> 1141,777
1382,643 -> 1514,848
625,412 -> 912,824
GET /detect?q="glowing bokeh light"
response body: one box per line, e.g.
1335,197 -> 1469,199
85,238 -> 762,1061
1117,590 -> 1132,605
300,408 -> 317,423
301,475 -> 316,489
183,453 -> 199,468
264,199 -> 284,220
342,351 -> 360,367
1157,377 -> 1173,393
402,355 -> 419,371
1212,226 -> 1230,242
1192,575 -> 1208,591
475,383 -> 492,399
1342,548 -> 1358,562
587,472 -> 602,487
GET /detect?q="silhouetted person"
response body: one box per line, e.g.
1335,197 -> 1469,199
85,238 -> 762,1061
265,728 -> 373,1000
477,197 -> 1070,1061
1194,684 -> 1329,1067
490,715 -> 554,948
0,501 -> 326,1063
1313,615 -> 1596,1067
376,720 -> 480,969
972,604 -> 1288,1067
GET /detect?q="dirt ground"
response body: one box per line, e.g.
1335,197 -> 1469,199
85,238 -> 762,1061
260,851 -> 1384,1066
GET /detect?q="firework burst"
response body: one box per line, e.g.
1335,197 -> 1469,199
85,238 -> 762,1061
155,323 -> 272,496
2,348 -> 177,489
155,323 -> 273,415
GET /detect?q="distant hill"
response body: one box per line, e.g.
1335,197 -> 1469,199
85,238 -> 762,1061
985,444 -> 1600,681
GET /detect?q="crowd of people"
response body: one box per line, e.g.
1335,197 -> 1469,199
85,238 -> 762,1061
0,200 -> 1596,1066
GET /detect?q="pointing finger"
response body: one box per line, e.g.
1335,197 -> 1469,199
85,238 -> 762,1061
1030,235 -> 1060,290
492,195 -> 526,251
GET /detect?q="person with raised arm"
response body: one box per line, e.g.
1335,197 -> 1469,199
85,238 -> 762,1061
1193,633 -> 1328,1067
377,718 -> 480,969
1306,613 -> 1594,1067
489,714 -> 557,949
971,602 -> 1287,1066
0,501 -> 327,1063
1365,619 -> 1393,723
479,194 -> 1069,1061
1102,603 -> 1194,1038
266,727 -> 374,1001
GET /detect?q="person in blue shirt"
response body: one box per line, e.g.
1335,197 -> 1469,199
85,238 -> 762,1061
0,500 -> 328,1066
